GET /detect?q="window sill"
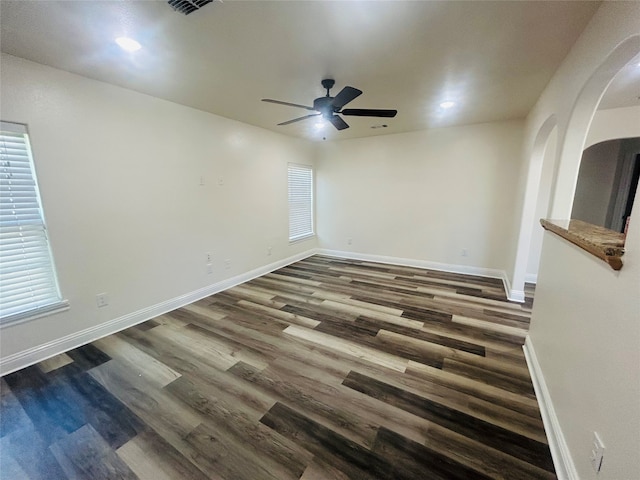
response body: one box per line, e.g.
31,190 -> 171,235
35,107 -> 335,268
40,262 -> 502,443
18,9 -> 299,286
289,233 -> 316,245
0,300 -> 70,329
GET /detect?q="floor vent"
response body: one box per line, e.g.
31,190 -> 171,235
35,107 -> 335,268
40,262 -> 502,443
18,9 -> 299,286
168,0 -> 213,15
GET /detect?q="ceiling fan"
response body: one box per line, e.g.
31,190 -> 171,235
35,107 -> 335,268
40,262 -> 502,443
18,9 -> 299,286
262,79 -> 397,131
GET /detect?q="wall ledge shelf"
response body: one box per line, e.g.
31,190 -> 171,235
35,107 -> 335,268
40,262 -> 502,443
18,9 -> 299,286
540,219 -> 625,270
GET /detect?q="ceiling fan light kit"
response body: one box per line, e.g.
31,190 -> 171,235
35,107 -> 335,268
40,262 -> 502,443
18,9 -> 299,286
262,79 -> 398,131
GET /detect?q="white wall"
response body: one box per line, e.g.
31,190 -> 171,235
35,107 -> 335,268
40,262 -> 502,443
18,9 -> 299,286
515,2 -> 640,478
528,200 -> 640,480
571,140 -> 621,226
0,54 -> 317,363
315,120 -> 524,276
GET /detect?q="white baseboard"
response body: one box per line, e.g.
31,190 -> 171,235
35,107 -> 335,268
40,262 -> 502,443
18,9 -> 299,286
508,288 -> 526,303
501,272 -> 525,303
317,249 -> 517,301
525,273 -> 538,284
0,249 -> 317,376
523,336 -> 578,480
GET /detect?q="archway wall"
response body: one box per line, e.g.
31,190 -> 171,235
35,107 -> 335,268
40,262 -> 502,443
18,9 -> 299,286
585,105 -> 640,149
525,128 -> 557,281
509,1 -> 640,296
526,105 -> 640,281
517,4 -> 640,479
508,115 -> 557,299
550,34 -> 640,219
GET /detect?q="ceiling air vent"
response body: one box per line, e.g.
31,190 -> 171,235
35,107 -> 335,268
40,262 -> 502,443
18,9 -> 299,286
168,0 -> 213,15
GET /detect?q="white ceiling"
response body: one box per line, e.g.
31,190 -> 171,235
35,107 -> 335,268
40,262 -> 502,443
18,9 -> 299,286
1,0 -> 604,141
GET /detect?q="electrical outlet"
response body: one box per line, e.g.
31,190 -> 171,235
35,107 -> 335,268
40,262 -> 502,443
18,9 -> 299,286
590,432 -> 605,473
96,293 -> 109,308
224,259 -> 231,269
461,248 -> 468,257
206,252 -> 212,263
347,238 -> 353,245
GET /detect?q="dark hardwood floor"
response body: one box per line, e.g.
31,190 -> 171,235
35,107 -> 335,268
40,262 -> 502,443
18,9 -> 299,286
0,255 -> 554,479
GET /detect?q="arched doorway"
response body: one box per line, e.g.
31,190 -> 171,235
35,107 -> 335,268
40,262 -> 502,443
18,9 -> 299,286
511,35 -> 640,299
571,137 -> 640,232
549,35 -> 640,219
510,116 -> 558,299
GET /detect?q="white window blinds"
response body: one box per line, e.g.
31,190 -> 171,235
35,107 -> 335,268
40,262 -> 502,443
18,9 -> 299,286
0,121 -> 64,324
288,163 -> 314,241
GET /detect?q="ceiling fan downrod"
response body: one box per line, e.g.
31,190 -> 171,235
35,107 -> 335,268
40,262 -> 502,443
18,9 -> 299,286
321,78 -> 335,97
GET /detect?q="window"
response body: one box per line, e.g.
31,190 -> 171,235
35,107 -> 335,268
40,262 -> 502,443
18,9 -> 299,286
0,122 -> 65,325
288,163 -> 314,241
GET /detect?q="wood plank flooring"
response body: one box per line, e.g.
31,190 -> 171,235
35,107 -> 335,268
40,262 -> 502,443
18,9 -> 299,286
0,255 -> 554,479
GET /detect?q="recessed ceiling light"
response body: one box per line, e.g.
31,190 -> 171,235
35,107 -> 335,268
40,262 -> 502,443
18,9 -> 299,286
439,101 -> 456,109
315,121 -> 326,129
115,37 -> 142,52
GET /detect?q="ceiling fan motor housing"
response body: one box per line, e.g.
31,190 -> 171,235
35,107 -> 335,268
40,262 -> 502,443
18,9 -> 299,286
315,79 -> 338,117
313,96 -> 337,117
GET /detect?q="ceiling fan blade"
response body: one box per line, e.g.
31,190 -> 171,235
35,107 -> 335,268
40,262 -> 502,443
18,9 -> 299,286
328,115 -> 349,131
262,99 -> 316,111
331,86 -> 362,109
341,109 -> 398,117
277,113 -> 321,126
